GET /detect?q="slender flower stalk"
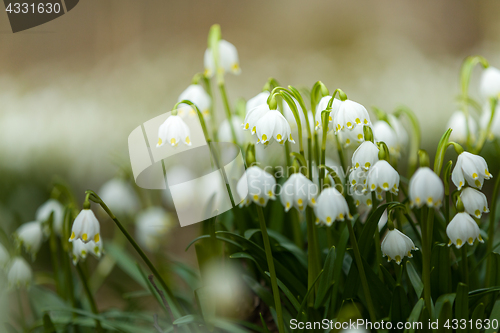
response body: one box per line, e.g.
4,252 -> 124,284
75,263 -> 103,332
486,174 -> 500,287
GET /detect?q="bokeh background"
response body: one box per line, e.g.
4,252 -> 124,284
1,0 -> 500,327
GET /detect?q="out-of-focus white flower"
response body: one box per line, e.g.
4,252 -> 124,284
452,152 -> 492,190
136,207 -> 173,252
480,66 -> 500,99
255,109 -> 295,146
8,257 -> 32,289
99,178 -> 139,215
333,99 -> 371,132
157,115 -> 192,148
367,160 -> 400,200
351,187 -> 372,208
219,116 -> 246,144
387,114 -> 408,149
177,84 -> 211,119
69,209 -> 100,244
314,187 -> 351,226
409,167 -> 444,208
460,187 -> 489,218
446,212 -> 484,248
15,221 -> 44,258
36,199 -> 64,235
338,124 -> 367,147
0,243 -> 9,269
280,173 -> 318,212
237,166 -> 276,207
378,209 -> 388,231
479,103 -> 500,140
351,141 -> 379,171
246,92 -> 269,114
373,121 -> 400,157
314,96 -> 341,130
282,96 -> 306,130
204,40 -> 240,77
72,238 -> 102,265
348,168 -> 368,190
446,111 -> 477,143
381,229 -> 418,264
204,261 -> 246,315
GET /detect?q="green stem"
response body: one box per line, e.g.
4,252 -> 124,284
345,219 -> 377,323
218,82 -> 238,144
374,228 -> 384,281
76,263 -> 103,332
255,205 -> 284,333
17,289 -> 26,331
461,246 -> 469,285
319,109 -> 329,191
203,76 -> 218,141
421,207 -> 433,319
306,206 -> 320,303
474,97 -> 497,154
47,213 -> 61,296
485,173 -> 500,287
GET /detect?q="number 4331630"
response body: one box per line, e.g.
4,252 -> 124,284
6,3 -> 61,14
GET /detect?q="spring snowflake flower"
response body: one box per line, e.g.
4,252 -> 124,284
15,221 -> 44,258
351,141 -> 379,171
35,199 -> 64,235
480,66 -> 500,99
378,209 -> 388,231
219,116 -> 246,144
314,96 -> 341,130
446,111 -> 477,143
72,238 -> 102,265
460,187 -> 489,218
373,121 -> 400,156
348,168 -> 368,190
351,187 -> 372,208
246,91 -> 269,114
0,243 -> 9,269
452,152 -> 492,190
479,103 -> 500,140
367,160 -> 400,200
243,104 -> 269,135
236,166 -> 276,207
314,187 -> 351,226
282,96 -> 306,130
446,212 -> 484,248
157,115 -> 192,148
387,114 -> 408,149
381,229 -> 418,264
69,209 -> 101,244
204,39 -> 240,77
8,257 -> 32,289
333,99 -> 371,132
99,178 -> 139,215
255,109 -> 295,146
338,124 -> 366,147
409,167 -> 444,208
280,173 -> 318,212
177,84 -> 211,119
136,207 -> 173,252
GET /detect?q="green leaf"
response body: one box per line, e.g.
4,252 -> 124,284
173,314 -> 203,326
331,224 -> 349,313
243,275 -> 275,308
294,270 -> 324,321
430,243 -> 452,299
390,285 -> 411,324
406,260 -> 423,298
434,128 -> 453,176
485,300 -> 500,333
380,264 -> 396,291
403,298 -> 425,333
260,313 -> 272,333
434,293 -> 456,319
455,283 -> 469,332
358,203 -> 393,258
264,271 -> 301,313
105,242 -> 147,288
470,303 -> 485,333
42,313 -> 56,333
314,246 -> 336,308
437,300 -> 453,330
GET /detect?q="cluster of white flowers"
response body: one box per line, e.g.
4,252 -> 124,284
0,242 -> 33,289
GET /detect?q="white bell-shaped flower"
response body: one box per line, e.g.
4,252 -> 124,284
446,111 -> 477,144
246,92 -> 270,114
460,187 -> 489,218
15,221 -> 44,258
479,103 -> 500,140
99,178 -> 139,215
381,229 -> 418,264
338,124 -> 366,147
69,209 -> 101,244
314,96 -> 341,130
236,166 -> 276,207
204,39 -> 240,77
351,187 -> 372,208
373,121 -> 400,157
0,243 -> 10,269
255,109 -> 295,146
378,209 -> 388,231
480,66 -> 500,99
367,160 -> 400,200
333,99 -> 371,132
36,199 -> 64,235
72,238 -> 102,265
352,141 -> 379,171
177,84 -> 211,119
282,96 -> 306,130
280,173 -> 318,212
136,207 -> 173,252
219,116 -> 246,144
387,114 -> 408,149
243,104 -> 269,135
348,168 -> 368,190
452,152 -> 492,190
8,257 -> 32,289
409,167 -> 444,208
446,212 -> 484,248
157,115 -> 192,148
314,187 -> 351,226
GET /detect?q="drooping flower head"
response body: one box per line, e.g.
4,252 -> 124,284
367,160 -> 400,200
333,99 -> 371,133
14,221 -> 44,259
446,212 -> 484,248
480,66 -> 500,99
381,229 -> 418,265
351,141 -> 379,171
177,84 -> 211,119
99,178 -> 139,216
204,39 -> 240,77
237,166 -> 276,207
451,152 -> 492,190
387,114 -> 408,149
280,173 -> 318,212
409,167 -> 444,208
373,121 -> 400,157
460,187 -> 489,218
72,238 -> 103,265
479,103 -> 500,140
252,108 -> 295,146
8,257 -> 32,289
35,199 -> 64,235
135,207 -> 173,252
314,96 -> 341,131
446,111 -> 478,144
69,209 -> 101,244
314,187 -> 352,226
338,123 -> 367,147
219,116 -> 246,144
246,92 -> 270,115
157,115 -> 192,148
